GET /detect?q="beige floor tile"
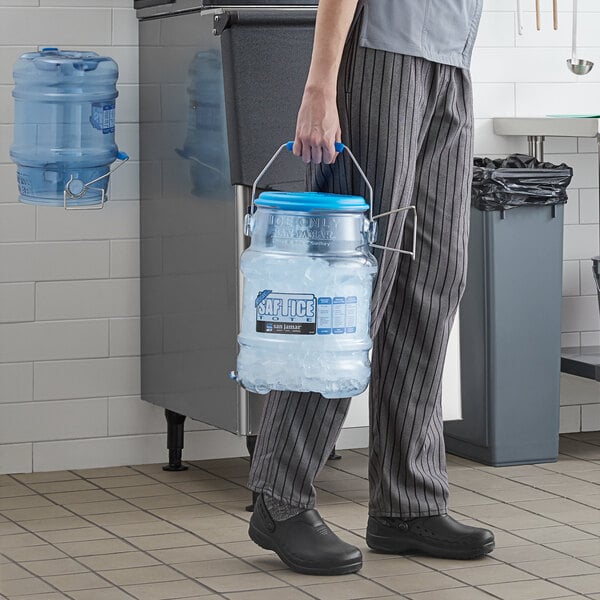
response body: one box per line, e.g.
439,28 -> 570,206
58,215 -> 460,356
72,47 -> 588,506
124,579 -> 215,599
492,530 -> 533,548
38,527 -> 114,544
74,467 -> 138,479
0,495 -> 53,510
149,545 -> 229,564
106,521 -> 183,538
2,544 -> 66,562
575,521 -> 600,536
210,500 -> 253,519
0,576 -> 54,596
479,486 -> 557,503
65,500 -> 134,516
128,494 -> 200,510
149,504 -> 224,522
0,522 -> 27,536
24,516 -> 90,533
100,565 -> 184,586
78,551 -> 160,571
28,480 -> 95,494
88,510 -> 161,527
22,557 -> 88,577
112,484 -> 176,499
541,458 -> 600,473
127,532 -> 205,551
514,498 -> 600,524
11,593 -> 70,600
189,525 -> 249,544
408,555 -> 499,571
2,505 -> 71,522
46,490 -> 115,505
216,540 -> 274,558
0,484 -> 36,499
407,588 -> 499,600
225,588 -> 314,600
273,571 -> 361,586
2,505 -> 72,523
551,573 -> 600,594
491,544 -> 568,564
201,572 -> 286,593
13,471 -> 79,484
582,555 -> 600,567
243,552 -> 287,570
300,579 -> 393,600
372,572 -> 463,594
516,557 -> 600,578
56,538 -> 136,557
89,475 -> 157,488
516,525 -> 595,544
547,539 -> 600,558
44,572 -> 110,591
69,588 -> 134,600
356,557 -> 431,578
190,488 -> 250,504
450,563 -> 535,585
172,480 -> 243,494
480,579 -> 576,600
0,563 -> 30,580
175,557 -> 257,578
0,532 -> 46,550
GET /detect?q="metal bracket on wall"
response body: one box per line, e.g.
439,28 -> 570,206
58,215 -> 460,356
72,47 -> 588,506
213,12 -> 231,35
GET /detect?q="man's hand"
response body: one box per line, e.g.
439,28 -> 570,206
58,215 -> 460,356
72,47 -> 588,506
291,0 -> 358,165
293,86 -> 341,165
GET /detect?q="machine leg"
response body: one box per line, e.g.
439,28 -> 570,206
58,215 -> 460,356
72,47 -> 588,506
163,409 -> 188,472
245,434 -> 258,512
328,446 -> 341,461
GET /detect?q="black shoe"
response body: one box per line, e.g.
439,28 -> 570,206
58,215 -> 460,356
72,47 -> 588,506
249,495 -> 363,575
366,514 -> 495,560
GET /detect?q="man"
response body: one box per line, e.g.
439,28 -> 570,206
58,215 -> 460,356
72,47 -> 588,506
247,0 -> 495,575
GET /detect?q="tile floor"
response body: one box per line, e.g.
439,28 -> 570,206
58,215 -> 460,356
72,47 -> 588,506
2,433 -> 600,600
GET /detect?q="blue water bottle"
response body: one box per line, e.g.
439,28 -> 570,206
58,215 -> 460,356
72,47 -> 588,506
10,48 -> 128,208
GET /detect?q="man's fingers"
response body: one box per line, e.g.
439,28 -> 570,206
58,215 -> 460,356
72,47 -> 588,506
312,144 -> 323,165
292,139 -> 302,157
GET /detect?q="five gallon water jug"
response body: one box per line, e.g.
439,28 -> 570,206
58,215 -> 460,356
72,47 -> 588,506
234,142 -> 379,399
11,48 -> 125,207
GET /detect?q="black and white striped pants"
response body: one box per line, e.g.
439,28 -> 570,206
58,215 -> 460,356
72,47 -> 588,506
248,15 -> 474,518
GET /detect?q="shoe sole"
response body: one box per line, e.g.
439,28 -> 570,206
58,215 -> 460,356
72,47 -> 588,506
366,531 -> 495,560
249,522 -> 363,575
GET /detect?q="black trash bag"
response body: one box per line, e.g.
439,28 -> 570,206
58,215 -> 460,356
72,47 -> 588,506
472,154 -> 573,212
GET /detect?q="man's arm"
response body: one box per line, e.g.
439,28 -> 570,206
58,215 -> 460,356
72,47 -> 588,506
294,0 -> 359,165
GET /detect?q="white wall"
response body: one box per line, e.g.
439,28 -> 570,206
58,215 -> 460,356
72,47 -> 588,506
0,0 -> 598,473
473,0 -> 600,348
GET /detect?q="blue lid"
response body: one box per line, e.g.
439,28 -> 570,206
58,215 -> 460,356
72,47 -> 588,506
256,191 -> 368,212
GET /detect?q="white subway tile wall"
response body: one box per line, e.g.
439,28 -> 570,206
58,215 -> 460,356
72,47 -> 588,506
0,1 -> 598,472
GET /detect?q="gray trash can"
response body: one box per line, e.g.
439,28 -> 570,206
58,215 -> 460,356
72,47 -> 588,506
444,155 -> 573,466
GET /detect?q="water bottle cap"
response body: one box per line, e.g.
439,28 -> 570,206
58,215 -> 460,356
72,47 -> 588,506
256,191 -> 368,213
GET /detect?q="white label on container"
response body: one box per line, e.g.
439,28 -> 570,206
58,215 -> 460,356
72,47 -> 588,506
317,297 -> 332,335
332,297 -> 346,334
345,296 -> 357,333
255,291 -> 316,335
90,102 -> 115,134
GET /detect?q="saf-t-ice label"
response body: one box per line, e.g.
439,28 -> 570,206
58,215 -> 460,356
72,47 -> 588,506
256,291 -> 317,335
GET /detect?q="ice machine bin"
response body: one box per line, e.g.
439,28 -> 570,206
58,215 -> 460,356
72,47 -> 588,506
138,2 -> 318,468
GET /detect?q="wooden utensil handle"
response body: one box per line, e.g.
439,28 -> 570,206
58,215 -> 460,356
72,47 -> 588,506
553,0 -> 558,29
536,0 -> 541,30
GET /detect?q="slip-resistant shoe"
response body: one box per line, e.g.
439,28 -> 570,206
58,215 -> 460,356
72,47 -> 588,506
249,494 -> 363,575
366,514 -> 495,560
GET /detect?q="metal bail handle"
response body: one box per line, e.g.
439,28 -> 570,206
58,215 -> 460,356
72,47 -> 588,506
63,151 -> 129,210
248,142 -> 417,260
